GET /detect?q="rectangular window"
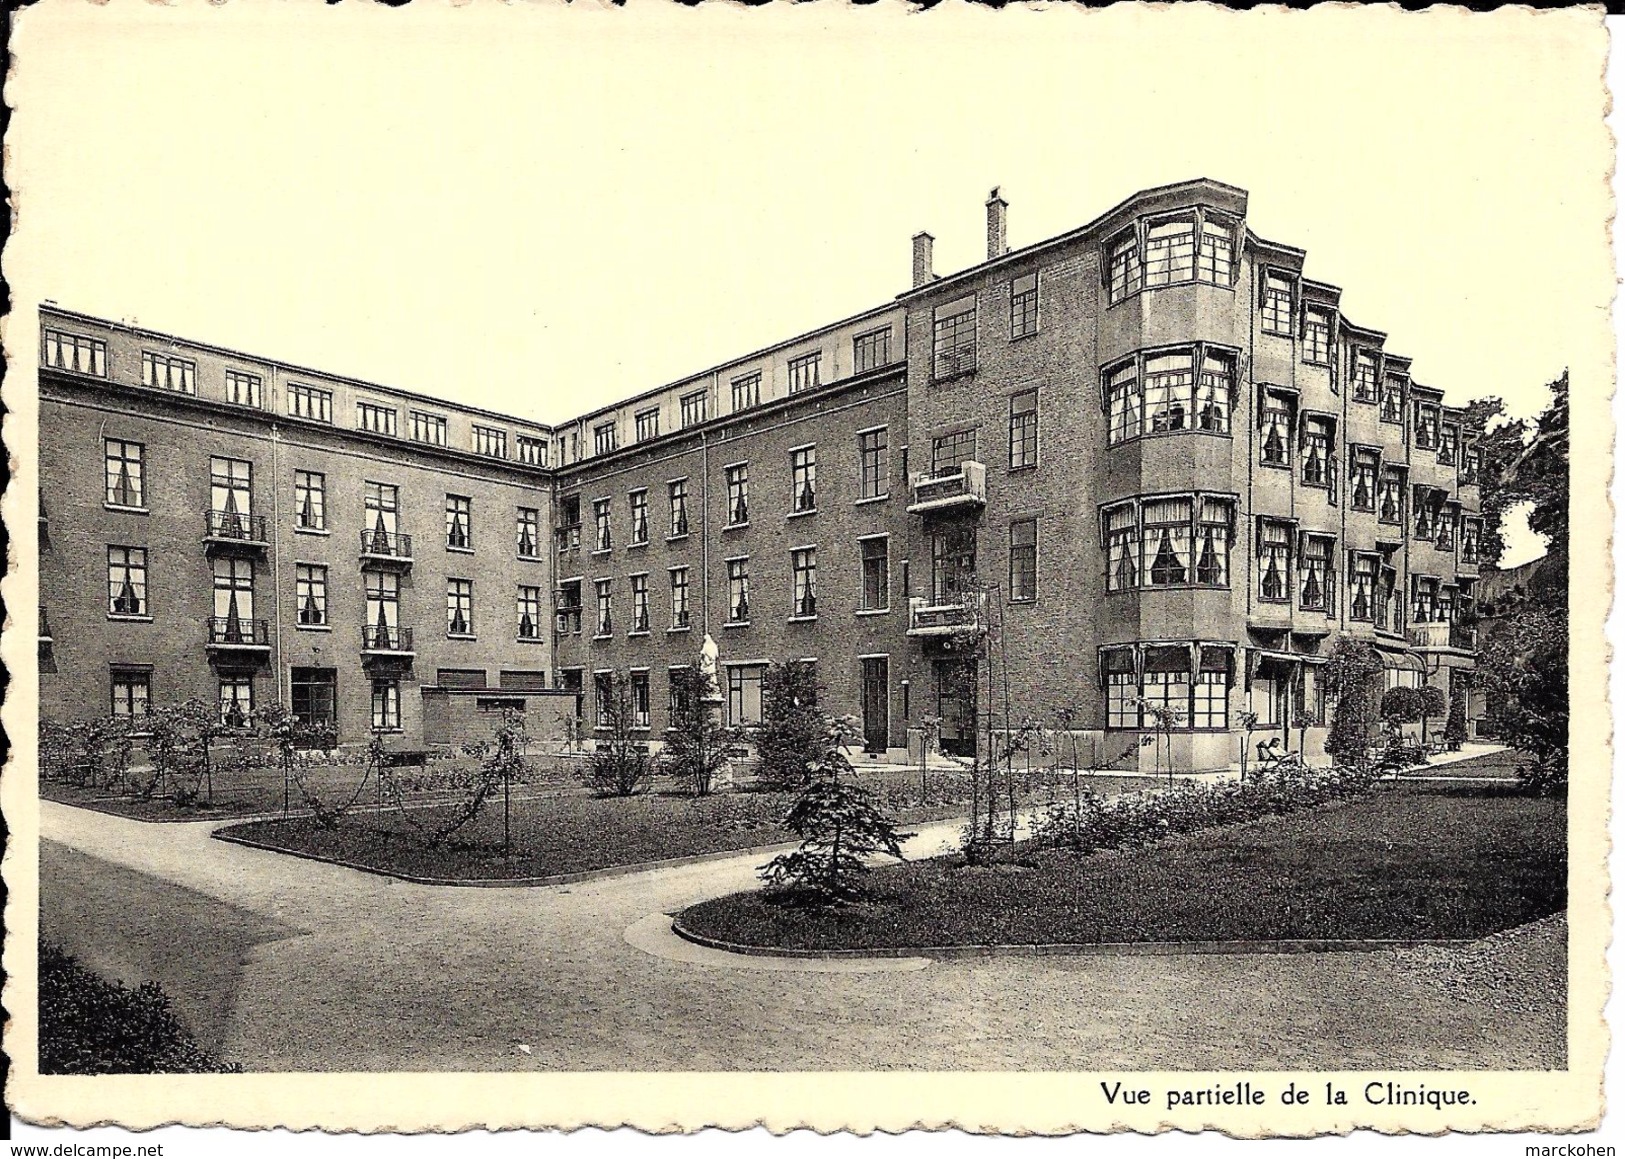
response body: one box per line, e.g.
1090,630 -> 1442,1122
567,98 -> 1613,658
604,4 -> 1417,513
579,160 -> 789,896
1142,497 -> 1193,586
731,372 -> 761,412
1104,504 -> 1138,592
679,391 -> 708,428
1144,351 -> 1196,433
516,434 -> 547,466
791,548 -> 818,618
727,559 -> 751,622
630,672 -> 651,730
594,673 -> 614,729
1196,352 -> 1232,434
670,567 -> 691,629
593,498 -> 612,552
1462,519 -> 1482,565
595,579 -> 613,636
1009,519 -> 1037,601
1381,377 -> 1405,424
517,585 -> 544,641
141,351 -> 196,394
294,470 -> 326,531
1195,498 -> 1233,585
110,669 -> 151,718
295,564 -> 328,626
1104,652 -> 1136,728
1009,390 -> 1039,469
668,479 -> 690,536
1106,362 -> 1140,446
516,507 -> 542,558
364,571 -> 400,640
788,351 -> 822,394
1143,218 -> 1196,286
1192,649 -> 1230,729
1197,219 -> 1234,285
594,422 -> 617,456
1260,272 -> 1294,335
472,425 -> 507,458
1461,446 -> 1482,487
931,429 -> 976,475
1350,449 -> 1380,511
364,482 -> 400,548
555,580 -> 582,635
447,579 -> 474,636
932,305 -> 977,380
1438,423 -> 1460,466
1350,352 -> 1379,403
411,411 -> 448,446
1413,487 -> 1440,541
1301,417 -> 1333,488
1108,233 -> 1142,303
1378,468 -> 1406,526
1437,504 -> 1459,552
1010,273 -> 1039,339
1258,520 -> 1292,602
1412,576 -> 1440,624
108,546 -> 148,616
225,370 -> 262,408
1141,648 -> 1190,728
854,327 -> 891,372
728,664 -> 766,726
1303,311 -> 1333,366
725,464 -> 749,525
860,537 -> 890,611
291,667 -> 337,731
41,329 -> 107,377
209,457 -> 254,535
635,408 -> 660,442
446,495 -> 472,550
1349,553 -> 1378,621
104,439 -> 146,508
1299,534 -> 1334,612
860,429 -> 889,498
630,574 -> 650,633
790,448 -> 817,512
357,401 -> 397,436
211,557 -> 255,627
628,489 -> 649,545
1413,402 -> 1440,450
1260,393 -> 1293,467
371,678 -> 401,731
288,382 -> 333,423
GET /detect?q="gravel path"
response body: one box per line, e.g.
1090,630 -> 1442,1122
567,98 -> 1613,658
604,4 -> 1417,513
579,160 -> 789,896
39,800 -> 1565,1072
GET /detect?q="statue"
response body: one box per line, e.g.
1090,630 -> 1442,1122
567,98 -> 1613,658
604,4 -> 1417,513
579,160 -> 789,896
698,633 -> 722,702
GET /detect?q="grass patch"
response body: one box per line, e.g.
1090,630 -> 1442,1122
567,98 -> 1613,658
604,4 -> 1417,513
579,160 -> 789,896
218,770 -> 1154,882
39,940 -> 241,1074
678,780 -> 1566,951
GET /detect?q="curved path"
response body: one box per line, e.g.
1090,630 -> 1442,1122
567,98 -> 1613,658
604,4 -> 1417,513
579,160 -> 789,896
39,800 -> 1559,1072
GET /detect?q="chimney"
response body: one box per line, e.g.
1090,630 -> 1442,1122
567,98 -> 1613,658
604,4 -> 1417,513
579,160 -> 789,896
911,231 -> 936,289
986,186 -> 1009,260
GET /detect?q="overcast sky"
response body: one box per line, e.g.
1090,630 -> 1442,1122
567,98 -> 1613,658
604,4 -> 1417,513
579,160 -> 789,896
13,3 -> 1607,566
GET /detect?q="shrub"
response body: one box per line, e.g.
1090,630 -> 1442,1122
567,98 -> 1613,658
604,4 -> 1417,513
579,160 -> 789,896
660,668 -> 736,797
584,672 -> 650,797
1418,685 -> 1448,744
759,719 -> 912,905
1444,685 -> 1469,749
1379,686 -> 1424,728
38,941 -> 239,1074
1324,640 -> 1385,767
755,660 -> 825,789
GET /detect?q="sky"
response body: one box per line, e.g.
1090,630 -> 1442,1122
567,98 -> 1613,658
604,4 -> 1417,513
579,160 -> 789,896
10,2 -> 1609,565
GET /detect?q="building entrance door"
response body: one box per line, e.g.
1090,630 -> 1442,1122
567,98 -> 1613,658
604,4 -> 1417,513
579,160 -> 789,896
936,657 -> 977,758
860,657 -> 889,752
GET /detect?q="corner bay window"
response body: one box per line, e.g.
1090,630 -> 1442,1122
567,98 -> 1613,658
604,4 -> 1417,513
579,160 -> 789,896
1104,346 -> 1235,444
1102,495 -> 1234,592
1106,213 -> 1236,305
1103,646 -> 1232,731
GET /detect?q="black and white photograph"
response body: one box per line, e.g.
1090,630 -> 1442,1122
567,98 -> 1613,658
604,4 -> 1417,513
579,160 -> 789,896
4,0 -> 1611,1140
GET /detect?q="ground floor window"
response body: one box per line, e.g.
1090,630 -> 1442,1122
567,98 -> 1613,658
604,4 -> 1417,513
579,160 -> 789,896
371,678 -> 401,731
109,668 -> 151,718
291,667 -> 336,734
1102,645 -> 1232,731
594,671 -> 614,728
218,676 -> 254,727
727,664 -> 764,726
630,671 -> 651,729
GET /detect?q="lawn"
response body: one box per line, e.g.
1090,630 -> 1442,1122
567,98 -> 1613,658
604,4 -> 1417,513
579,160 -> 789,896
677,780 -> 1567,951
217,770 -> 1157,882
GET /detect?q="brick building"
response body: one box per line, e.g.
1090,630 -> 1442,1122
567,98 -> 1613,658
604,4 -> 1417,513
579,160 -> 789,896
36,178 -> 1482,771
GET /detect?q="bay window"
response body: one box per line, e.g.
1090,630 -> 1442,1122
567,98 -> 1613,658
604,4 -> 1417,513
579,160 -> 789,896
1101,494 -> 1234,592
1104,345 -> 1237,445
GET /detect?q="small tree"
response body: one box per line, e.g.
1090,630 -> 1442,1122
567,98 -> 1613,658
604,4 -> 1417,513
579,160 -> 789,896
1237,710 -> 1259,782
755,660 -> 825,790
759,717 -> 912,905
1324,639 -> 1384,768
1379,686 -> 1424,736
484,709 -> 528,854
660,668 -> 735,797
585,672 -> 650,797
1418,684 -> 1448,749
1444,683 -> 1469,750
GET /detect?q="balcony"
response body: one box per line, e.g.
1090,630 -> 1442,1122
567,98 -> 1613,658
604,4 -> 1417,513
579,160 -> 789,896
203,511 -> 269,555
907,594 -> 987,638
206,617 -> 271,656
359,530 -> 414,568
907,461 -> 987,516
361,624 -> 415,659
1409,623 -> 1477,653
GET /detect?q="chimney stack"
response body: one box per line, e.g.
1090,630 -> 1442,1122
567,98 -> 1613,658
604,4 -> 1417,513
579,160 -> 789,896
912,231 -> 936,289
986,186 -> 1009,260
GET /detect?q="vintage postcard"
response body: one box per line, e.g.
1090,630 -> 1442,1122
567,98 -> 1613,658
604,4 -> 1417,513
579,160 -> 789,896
2,0 -> 1611,1139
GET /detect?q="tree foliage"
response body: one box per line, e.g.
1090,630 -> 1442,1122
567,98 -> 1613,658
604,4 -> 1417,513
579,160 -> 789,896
659,667 -> 737,797
1323,639 -> 1384,767
1379,686 -> 1423,726
585,671 -> 650,797
754,660 -> 825,790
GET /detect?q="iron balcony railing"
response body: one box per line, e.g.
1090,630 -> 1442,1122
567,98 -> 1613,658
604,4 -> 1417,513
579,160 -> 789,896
207,617 -> 270,646
360,529 -> 413,559
205,510 -> 269,543
361,624 -> 413,652
1409,622 -> 1477,652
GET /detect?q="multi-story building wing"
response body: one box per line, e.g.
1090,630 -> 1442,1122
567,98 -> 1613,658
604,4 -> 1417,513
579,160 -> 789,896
36,178 -> 1480,770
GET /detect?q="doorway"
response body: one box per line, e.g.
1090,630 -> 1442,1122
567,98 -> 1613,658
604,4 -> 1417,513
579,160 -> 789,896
860,657 -> 889,752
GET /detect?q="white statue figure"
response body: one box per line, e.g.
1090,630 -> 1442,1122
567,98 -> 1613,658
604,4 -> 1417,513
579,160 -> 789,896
698,633 -> 722,701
